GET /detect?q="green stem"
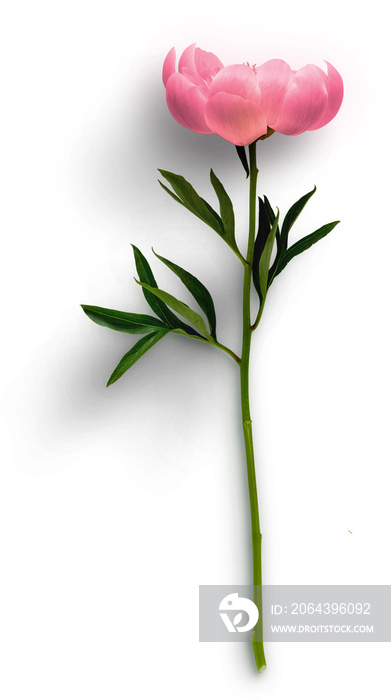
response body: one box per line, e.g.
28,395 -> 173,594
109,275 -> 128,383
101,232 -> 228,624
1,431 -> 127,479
241,141 -> 266,673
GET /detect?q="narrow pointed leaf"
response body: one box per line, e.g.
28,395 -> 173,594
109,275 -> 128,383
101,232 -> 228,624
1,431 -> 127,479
202,199 -> 225,228
81,305 -> 170,334
159,170 -> 243,261
135,281 -> 212,340
258,209 -> 280,300
253,197 -> 271,297
132,245 -> 197,336
280,186 -> 316,249
107,330 -> 169,386
264,195 -> 281,245
235,145 -> 250,178
210,169 -> 236,245
158,181 -> 183,207
158,170 -> 224,236
132,244 -> 174,323
267,188 -> 317,286
153,250 -> 217,339
275,221 -> 339,276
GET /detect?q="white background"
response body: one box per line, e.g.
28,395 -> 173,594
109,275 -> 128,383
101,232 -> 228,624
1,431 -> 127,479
1,1 -> 390,698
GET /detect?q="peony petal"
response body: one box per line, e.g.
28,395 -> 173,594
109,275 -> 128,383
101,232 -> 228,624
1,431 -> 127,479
256,59 -> 293,127
194,47 -> 224,83
273,65 -> 328,135
307,61 -> 343,130
182,67 -> 208,91
163,47 -> 176,87
208,64 -> 262,105
205,92 -> 267,146
178,43 -> 197,75
165,73 -> 213,134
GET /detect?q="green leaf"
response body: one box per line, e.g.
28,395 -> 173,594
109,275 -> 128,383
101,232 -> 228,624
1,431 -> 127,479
132,244 -> 173,323
81,305 -> 170,334
158,170 -> 224,236
264,195 -> 281,246
131,245 -> 198,337
275,221 -> 339,276
253,197 -> 271,297
235,145 -> 250,178
210,169 -> 236,246
159,169 -> 244,261
280,186 -> 316,249
267,187 -> 317,287
153,250 -> 217,339
158,181 -> 184,207
258,209 -> 280,301
107,330 -> 169,386
135,281 -> 212,340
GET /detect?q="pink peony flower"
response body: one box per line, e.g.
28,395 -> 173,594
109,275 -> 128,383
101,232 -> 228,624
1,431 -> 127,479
163,44 -> 343,146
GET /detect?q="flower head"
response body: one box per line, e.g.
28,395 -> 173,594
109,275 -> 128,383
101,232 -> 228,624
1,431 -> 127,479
163,44 -> 343,146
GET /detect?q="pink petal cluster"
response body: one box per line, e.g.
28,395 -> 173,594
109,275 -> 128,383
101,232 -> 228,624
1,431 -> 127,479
163,44 -> 343,147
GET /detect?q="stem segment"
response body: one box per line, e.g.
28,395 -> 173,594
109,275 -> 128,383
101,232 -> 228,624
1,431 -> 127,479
240,141 -> 266,673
